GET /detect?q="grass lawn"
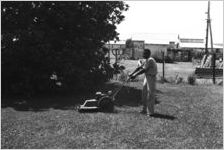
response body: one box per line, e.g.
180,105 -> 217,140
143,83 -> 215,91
1,61 -> 223,149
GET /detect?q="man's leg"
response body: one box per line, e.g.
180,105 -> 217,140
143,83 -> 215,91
148,93 -> 155,115
147,76 -> 156,115
141,77 -> 147,113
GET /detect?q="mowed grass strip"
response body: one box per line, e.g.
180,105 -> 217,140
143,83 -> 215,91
1,82 -> 223,149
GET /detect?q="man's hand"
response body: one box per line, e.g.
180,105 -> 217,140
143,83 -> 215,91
129,74 -> 136,80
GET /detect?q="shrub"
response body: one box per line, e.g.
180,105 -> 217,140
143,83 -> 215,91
218,80 -> 223,86
1,1 -> 129,96
165,56 -> 174,63
158,74 -> 183,84
166,77 -> 176,83
154,56 -> 174,63
118,71 -> 129,82
187,74 -> 196,85
175,74 -> 183,84
157,75 -> 168,83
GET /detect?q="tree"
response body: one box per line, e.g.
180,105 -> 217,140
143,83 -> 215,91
125,38 -> 134,48
1,1 -> 129,96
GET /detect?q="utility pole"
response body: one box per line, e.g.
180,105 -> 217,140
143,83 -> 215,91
209,3 -> 215,84
207,1 -> 215,84
202,0 -> 210,66
205,0 -> 210,55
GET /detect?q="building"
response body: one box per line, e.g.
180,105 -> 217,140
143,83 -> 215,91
104,34 -> 223,62
104,41 -> 126,60
145,42 -> 176,59
127,33 -> 178,60
105,41 -> 126,50
167,35 -> 223,61
105,40 -> 145,60
128,40 -> 145,59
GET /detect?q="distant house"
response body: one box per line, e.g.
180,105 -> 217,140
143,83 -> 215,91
167,36 -> 223,61
104,41 -> 126,50
127,33 -> 178,60
105,40 -> 178,61
104,41 -> 126,60
145,42 -> 176,59
104,34 -> 223,62
105,40 -> 145,60
130,40 -> 145,59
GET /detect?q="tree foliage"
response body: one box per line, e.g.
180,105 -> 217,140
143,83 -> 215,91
1,1 -> 128,96
125,38 -> 133,48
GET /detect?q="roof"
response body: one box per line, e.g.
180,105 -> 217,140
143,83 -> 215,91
214,43 -> 223,47
119,33 -> 179,44
108,34 -> 223,49
145,43 -> 169,46
179,38 -> 204,43
108,40 -> 126,45
177,35 -> 223,49
178,40 -> 223,49
179,42 -> 205,48
179,43 -> 223,49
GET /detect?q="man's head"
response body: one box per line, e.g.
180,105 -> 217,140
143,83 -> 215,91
143,49 -> 151,59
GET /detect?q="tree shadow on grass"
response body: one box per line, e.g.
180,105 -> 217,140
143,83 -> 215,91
1,93 -> 92,112
150,113 -> 176,120
99,82 -> 161,107
1,81 -> 162,112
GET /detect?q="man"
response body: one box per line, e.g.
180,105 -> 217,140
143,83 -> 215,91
129,49 -> 158,116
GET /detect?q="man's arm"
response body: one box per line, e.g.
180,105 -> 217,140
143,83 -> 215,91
130,68 -> 145,79
129,66 -> 142,76
130,59 -> 153,79
129,60 -> 144,76
134,68 -> 145,76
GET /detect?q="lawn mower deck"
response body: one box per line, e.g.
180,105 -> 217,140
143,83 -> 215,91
78,78 -> 130,113
78,92 -> 115,113
78,99 -> 100,112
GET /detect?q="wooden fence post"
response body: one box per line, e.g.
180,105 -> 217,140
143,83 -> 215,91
108,45 -> 110,63
162,51 -> 165,79
212,52 -> 216,84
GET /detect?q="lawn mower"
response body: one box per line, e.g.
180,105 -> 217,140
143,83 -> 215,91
77,77 -> 131,113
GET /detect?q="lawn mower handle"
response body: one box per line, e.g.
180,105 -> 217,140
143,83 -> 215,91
110,77 -> 132,100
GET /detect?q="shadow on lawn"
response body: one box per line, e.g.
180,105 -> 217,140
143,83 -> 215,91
150,113 -> 176,120
1,82 -> 162,112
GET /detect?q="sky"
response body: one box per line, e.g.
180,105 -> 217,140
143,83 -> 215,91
116,1 -> 223,44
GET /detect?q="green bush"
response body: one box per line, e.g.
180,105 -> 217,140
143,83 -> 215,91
157,75 -> 168,83
118,70 -> 129,82
154,56 -> 174,63
187,74 -> 196,85
1,1 -> 129,96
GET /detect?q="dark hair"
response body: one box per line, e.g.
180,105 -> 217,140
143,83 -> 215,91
144,49 -> 151,56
